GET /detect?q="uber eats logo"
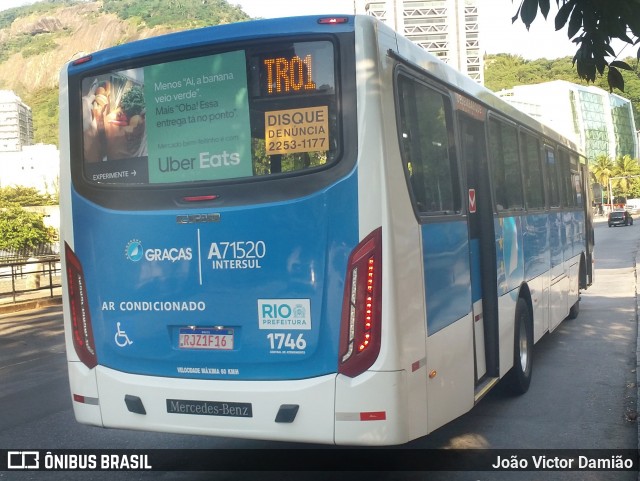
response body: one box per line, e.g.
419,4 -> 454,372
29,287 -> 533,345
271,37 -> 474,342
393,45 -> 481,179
157,151 -> 241,172
125,239 -> 192,263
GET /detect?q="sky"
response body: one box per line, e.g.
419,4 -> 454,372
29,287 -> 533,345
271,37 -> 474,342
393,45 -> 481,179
237,0 -> 579,59
0,0 -> 629,61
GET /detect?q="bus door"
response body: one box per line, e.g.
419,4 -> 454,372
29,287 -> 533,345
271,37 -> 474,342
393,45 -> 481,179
457,107 -> 499,386
581,161 -> 595,286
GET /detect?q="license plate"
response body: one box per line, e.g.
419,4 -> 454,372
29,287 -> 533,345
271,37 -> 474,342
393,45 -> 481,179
178,327 -> 233,350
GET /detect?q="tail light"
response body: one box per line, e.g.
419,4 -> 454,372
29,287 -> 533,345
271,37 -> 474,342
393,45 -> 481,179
338,227 -> 382,377
65,243 -> 97,368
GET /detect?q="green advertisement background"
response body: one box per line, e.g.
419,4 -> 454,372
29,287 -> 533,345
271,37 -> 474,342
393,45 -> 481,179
145,50 -> 252,184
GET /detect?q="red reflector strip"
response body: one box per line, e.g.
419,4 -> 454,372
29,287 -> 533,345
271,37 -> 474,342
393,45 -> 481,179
411,357 -> 426,372
73,394 -> 99,405
360,411 -> 386,421
335,411 -> 387,421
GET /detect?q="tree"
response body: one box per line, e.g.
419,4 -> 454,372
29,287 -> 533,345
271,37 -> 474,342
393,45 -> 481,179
484,54 -> 580,91
484,54 -> 640,126
23,88 -> 58,146
512,0 -> 640,92
0,186 -> 57,254
0,205 -> 55,252
590,154 -> 614,189
101,0 -> 250,29
593,154 -> 640,201
611,155 -> 640,196
0,186 -> 56,207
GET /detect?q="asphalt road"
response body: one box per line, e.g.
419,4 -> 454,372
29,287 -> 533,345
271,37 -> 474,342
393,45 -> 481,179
0,218 -> 637,481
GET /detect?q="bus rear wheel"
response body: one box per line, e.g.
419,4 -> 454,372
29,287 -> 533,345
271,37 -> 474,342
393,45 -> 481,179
506,298 -> 533,395
567,299 -> 579,319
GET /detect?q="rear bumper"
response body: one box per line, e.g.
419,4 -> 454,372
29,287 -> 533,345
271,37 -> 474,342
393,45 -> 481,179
68,362 -> 409,445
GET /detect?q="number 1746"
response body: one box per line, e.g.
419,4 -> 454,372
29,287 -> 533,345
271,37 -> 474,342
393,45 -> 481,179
267,333 -> 307,350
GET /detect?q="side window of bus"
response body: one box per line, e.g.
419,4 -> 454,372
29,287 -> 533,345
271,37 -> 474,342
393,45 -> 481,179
396,75 -> 459,215
545,147 -> 561,208
558,150 -> 575,207
520,131 -> 545,209
488,119 -> 523,211
570,154 -> 584,206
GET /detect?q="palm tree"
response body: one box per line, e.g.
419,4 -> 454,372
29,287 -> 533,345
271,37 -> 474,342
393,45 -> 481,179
611,155 -> 640,195
589,155 -> 614,204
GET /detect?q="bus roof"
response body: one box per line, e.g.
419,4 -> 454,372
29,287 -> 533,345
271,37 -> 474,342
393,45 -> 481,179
65,13 -> 583,158
390,27 -> 584,157
67,15 -> 356,74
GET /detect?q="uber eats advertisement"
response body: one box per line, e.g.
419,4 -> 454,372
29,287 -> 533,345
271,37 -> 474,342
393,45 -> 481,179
81,50 -> 252,184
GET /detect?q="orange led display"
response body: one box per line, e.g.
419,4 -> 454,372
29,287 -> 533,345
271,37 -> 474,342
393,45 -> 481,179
263,55 -> 317,95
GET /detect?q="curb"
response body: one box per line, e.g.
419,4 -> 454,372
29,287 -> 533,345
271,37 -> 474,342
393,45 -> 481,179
0,296 -> 62,315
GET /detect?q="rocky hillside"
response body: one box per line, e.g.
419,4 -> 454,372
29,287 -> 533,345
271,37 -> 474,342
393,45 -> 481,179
2,3 -> 160,92
0,0 -> 250,144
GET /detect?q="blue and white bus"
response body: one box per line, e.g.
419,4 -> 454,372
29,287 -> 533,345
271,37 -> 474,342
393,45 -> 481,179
59,15 -> 594,445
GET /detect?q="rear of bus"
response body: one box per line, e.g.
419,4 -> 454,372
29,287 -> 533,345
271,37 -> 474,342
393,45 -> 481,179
60,16 -> 400,445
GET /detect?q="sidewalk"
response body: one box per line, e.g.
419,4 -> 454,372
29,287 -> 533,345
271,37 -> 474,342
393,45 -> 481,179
0,288 -> 61,314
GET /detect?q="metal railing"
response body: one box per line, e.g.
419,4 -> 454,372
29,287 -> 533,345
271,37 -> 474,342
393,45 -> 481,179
0,256 -> 62,303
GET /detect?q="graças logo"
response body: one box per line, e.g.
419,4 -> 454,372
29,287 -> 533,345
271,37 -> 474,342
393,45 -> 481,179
125,239 -> 144,262
125,239 -> 193,263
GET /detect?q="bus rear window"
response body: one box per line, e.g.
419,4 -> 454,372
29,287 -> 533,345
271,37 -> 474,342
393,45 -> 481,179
80,41 -> 338,186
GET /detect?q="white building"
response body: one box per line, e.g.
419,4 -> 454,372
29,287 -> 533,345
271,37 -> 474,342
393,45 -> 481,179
0,90 -> 33,152
497,80 -> 638,161
356,0 -> 483,83
0,91 -> 58,197
0,144 -> 59,196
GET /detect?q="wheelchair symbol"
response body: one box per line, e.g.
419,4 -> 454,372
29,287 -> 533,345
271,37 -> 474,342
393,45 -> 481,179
115,322 -> 133,347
